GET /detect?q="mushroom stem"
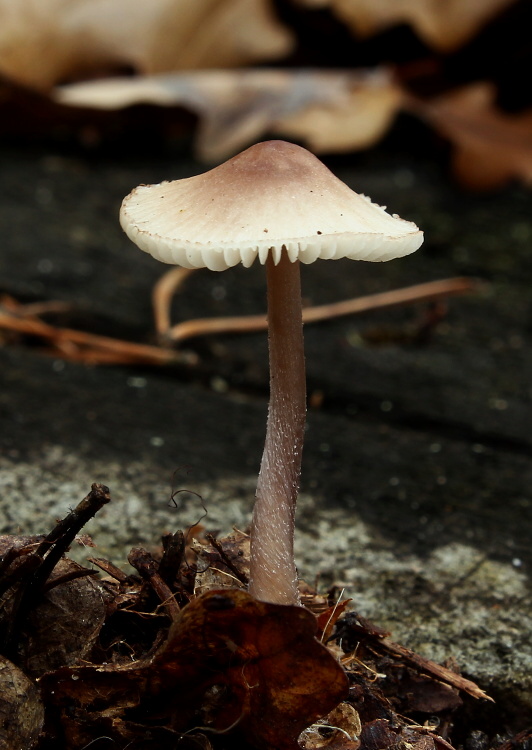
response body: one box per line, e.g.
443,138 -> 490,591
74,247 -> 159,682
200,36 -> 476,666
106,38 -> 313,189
248,251 -> 306,605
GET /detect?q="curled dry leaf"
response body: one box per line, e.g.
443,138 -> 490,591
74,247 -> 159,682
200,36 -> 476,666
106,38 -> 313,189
43,588 -> 348,749
0,656 -> 44,750
409,83 -> 532,190
300,702 -> 361,749
0,0 -> 293,91
55,67 -> 403,161
295,0 -> 516,52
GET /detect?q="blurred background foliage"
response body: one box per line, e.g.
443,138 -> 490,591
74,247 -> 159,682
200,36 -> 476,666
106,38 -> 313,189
0,0 -> 531,190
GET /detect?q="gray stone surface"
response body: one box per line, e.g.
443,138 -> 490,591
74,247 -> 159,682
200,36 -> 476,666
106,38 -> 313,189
0,146 -> 531,730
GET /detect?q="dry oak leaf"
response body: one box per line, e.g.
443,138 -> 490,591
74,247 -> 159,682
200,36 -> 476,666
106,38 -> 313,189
410,83 -> 532,190
0,656 -> 44,750
43,588 -> 348,750
296,0 -> 516,51
55,67 -> 402,161
0,0 -> 293,92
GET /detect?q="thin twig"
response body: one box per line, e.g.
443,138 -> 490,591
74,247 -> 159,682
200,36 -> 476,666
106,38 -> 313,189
158,531 -> 186,589
152,267 -> 196,338
205,533 -> 249,585
379,637 -> 494,702
0,294 -> 72,318
43,568 -> 100,592
88,557 -> 129,582
128,547 -> 181,620
33,483 -> 111,568
165,277 -> 481,343
0,309 -> 195,366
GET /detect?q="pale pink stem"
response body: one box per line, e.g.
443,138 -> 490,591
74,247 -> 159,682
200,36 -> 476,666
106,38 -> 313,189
248,252 -> 306,605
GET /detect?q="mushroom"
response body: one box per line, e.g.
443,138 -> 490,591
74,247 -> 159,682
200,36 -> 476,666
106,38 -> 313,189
120,140 -> 423,606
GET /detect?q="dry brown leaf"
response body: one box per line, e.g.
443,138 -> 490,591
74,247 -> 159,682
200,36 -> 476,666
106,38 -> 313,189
43,588 -> 348,749
0,656 -> 44,749
56,67 -> 402,161
273,70 -> 402,153
410,83 -> 532,190
0,0 -> 293,91
300,702 -> 362,749
296,0 -> 516,51
18,559 -> 108,678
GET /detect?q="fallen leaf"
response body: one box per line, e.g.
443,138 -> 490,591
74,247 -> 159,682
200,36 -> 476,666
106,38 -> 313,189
18,558 -> 108,678
0,0 -> 293,91
273,70 -> 402,153
409,83 -> 532,189
295,0 -> 516,52
55,67 -> 402,161
43,588 -> 348,749
0,656 -> 44,749
359,718 -> 399,750
300,702 -> 362,749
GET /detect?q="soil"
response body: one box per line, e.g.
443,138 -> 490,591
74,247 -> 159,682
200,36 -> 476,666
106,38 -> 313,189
0,135 -> 531,746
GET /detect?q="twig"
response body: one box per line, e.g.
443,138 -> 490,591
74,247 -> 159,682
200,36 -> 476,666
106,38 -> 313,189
205,533 -> 249,585
0,309 -> 195,366
491,728 -> 532,750
88,557 -> 129,582
0,294 -> 72,318
32,484 -> 111,576
164,277 -> 481,343
379,637 -> 494,702
332,611 -> 492,702
152,267 -> 196,338
1,484 -> 111,655
128,547 -> 181,620
43,568 -> 100,592
158,531 -> 186,588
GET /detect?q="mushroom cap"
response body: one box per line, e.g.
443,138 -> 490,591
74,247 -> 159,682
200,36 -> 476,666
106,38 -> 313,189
120,140 -> 423,272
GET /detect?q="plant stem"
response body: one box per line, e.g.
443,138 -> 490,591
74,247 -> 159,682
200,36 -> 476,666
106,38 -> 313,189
248,252 -> 306,605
